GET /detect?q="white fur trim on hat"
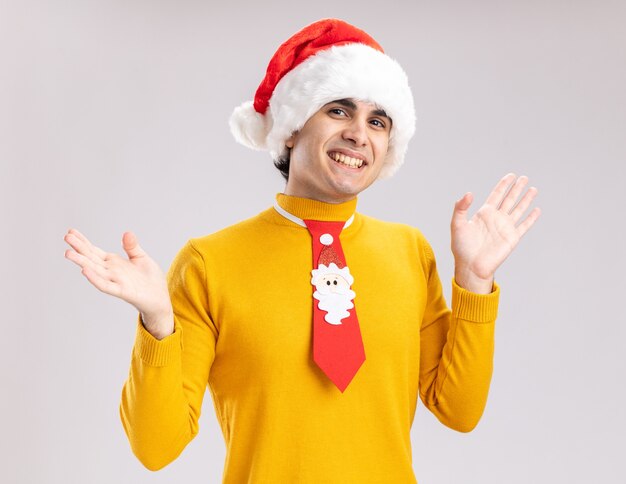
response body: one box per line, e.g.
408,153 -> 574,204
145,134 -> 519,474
229,100 -> 269,150
230,43 -> 416,178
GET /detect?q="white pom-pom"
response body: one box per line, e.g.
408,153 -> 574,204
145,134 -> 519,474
228,101 -> 270,150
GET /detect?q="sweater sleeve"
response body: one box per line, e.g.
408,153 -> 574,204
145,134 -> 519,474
119,240 -> 218,470
418,241 -> 500,432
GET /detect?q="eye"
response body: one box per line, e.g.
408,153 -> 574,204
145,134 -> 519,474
329,108 -> 347,117
370,118 -> 386,129
326,281 -> 331,285
333,280 -> 338,285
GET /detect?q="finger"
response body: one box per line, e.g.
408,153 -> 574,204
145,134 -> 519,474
65,248 -> 113,281
66,228 -> 90,244
64,247 -> 89,269
81,265 -> 121,297
451,192 -> 473,227
64,233 -> 108,269
516,207 -> 541,238
499,175 -> 529,214
66,228 -> 108,259
122,231 -> 146,260
510,186 -> 539,224
64,230 -> 109,267
484,173 -> 516,208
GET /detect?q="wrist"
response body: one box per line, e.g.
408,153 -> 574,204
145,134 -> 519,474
141,308 -> 175,340
454,265 -> 494,294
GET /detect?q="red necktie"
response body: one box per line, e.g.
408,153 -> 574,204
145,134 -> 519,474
304,219 -> 366,392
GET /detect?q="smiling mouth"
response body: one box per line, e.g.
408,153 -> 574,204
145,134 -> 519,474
327,151 -> 366,169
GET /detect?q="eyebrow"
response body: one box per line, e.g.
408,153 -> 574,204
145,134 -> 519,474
330,98 -> 392,123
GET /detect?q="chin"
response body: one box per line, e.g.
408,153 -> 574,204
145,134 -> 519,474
325,181 -> 365,200
325,161 -> 378,195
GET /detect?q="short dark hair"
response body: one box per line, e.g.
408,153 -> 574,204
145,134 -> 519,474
274,149 -> 291,181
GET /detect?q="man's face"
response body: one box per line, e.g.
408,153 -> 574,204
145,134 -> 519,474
284,98 -> 391,203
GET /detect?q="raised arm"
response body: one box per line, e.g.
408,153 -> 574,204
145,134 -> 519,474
419,174 -> 540,431
64,231 -> 217,469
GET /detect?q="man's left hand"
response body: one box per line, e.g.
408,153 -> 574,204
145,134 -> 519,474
451,173 -> 541,294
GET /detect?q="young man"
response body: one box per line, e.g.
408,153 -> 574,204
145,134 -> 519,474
64,19 -> 540,483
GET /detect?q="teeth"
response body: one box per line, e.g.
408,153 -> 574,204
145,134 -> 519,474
329,152 -> 364,168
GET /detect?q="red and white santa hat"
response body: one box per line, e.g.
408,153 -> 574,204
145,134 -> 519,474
229,18 -> 416,179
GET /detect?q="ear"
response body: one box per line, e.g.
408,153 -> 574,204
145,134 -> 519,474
285,131 -> 298,149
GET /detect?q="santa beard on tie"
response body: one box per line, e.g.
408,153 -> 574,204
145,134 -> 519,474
311,263 -> 356,325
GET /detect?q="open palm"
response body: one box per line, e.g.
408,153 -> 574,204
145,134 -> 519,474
63,229 -> 173,323
451,174 -> 541,283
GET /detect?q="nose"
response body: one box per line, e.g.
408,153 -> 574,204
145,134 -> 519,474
342,116 -> 368,147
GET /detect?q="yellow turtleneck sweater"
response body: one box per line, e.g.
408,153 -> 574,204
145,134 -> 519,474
119,194 -> 500,483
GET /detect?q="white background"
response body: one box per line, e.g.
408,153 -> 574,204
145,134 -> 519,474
2,0 -> 624,482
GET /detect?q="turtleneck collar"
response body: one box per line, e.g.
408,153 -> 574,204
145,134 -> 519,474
275,193 -> 358,222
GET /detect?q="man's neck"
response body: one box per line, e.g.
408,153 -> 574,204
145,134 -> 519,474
283,186 -> 357,205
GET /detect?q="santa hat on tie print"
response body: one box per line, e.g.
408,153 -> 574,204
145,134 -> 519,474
229,18 -> 416,179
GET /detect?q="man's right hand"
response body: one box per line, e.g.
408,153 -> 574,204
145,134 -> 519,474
63,229 -> 174,340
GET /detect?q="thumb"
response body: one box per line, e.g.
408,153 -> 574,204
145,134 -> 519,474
121,231 -> 146,260
451,192 -> 473,227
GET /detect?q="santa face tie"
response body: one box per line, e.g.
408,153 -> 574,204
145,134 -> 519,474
304,219 -> 366,392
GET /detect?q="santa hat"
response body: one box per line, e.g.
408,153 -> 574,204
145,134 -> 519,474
229,18 -> 416,179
